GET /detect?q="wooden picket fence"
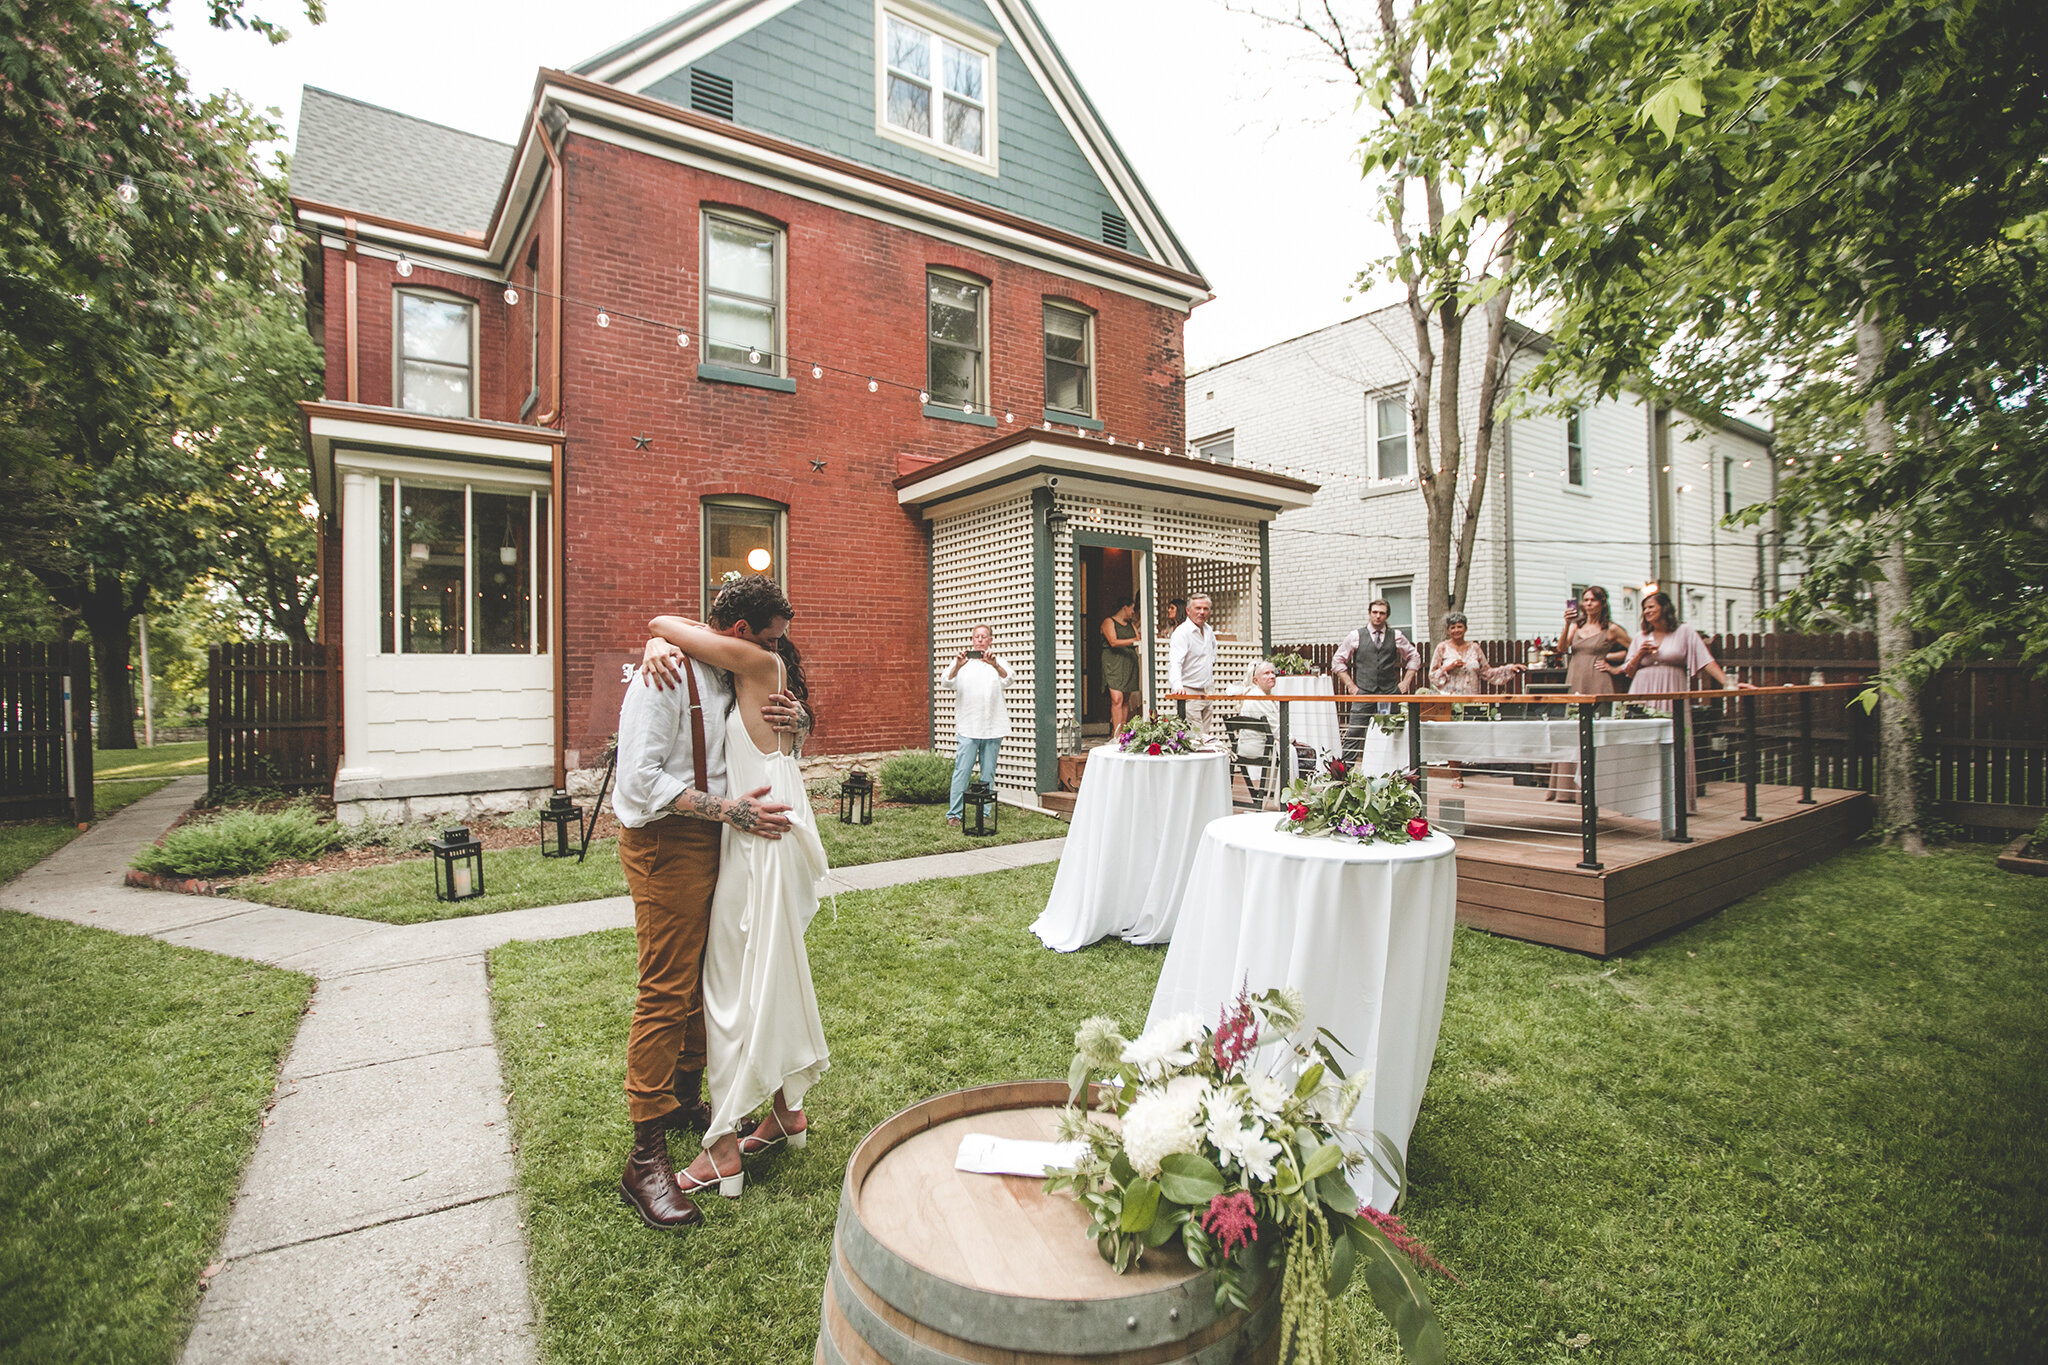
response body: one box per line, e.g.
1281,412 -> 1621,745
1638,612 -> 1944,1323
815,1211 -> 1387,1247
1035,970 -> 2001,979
0,642 -> 93,822
209,642 -> 341,793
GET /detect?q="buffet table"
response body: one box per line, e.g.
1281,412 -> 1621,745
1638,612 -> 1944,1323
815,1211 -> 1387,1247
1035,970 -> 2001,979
1030,749 -> 1234,952
1145,812 -> 1459,1210
1421,717 -> 1671,821
1271,675 -> 1343,760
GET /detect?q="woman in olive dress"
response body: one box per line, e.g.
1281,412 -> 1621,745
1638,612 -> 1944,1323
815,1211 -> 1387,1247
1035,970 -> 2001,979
1099,596 -> 1143,729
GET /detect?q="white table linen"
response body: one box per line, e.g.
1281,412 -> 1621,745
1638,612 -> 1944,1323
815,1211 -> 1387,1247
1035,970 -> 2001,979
1271,676 -> 1343,760
1146,813 -> 1458,1211
1031,749 -> 1234,952
1420,718 -> 1670,821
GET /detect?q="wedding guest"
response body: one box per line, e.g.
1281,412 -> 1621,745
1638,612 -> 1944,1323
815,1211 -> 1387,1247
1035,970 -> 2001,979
944,623 -> 1009,825
1163,598 -> 1186,634
1622,590 -> 1748,813
1426,613 -> 1523,788
1334,598 -> 1420,766
1098,596 -> 1143,729
1548,586 -> 1632,801
1233,658 -> 1313,800
1168,594 -> 1218,733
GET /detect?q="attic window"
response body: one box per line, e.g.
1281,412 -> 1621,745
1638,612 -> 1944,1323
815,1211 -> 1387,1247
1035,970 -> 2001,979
1101,210 -> 1129,251
877,2 -> 999,173
690,69 -> 734,120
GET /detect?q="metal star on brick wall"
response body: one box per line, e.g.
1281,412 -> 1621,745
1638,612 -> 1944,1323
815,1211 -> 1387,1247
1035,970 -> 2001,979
632,434 -> 652,450
810,459 -> 827,471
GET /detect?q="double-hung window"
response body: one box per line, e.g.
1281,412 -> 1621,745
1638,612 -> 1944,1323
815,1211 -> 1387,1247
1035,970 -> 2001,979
927,270 -> 986,410
1373,396 -> 1410,480
396,290 -> 476,417
1565,408 -> 1586,486
702,210 -> 783,374
880,5 -> 995,168
1043,301 -> 1093,418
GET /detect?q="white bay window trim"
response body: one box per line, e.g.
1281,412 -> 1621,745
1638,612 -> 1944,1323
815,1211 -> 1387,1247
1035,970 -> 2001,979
874,0 -> 1001,175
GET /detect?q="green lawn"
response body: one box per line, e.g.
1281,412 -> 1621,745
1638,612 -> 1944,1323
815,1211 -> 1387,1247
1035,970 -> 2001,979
93,740 -> 208,782
232,799 -> 1066,926
0,779 -> 172,886
489,845 -> 2047,1365
0,911 -> 311,1363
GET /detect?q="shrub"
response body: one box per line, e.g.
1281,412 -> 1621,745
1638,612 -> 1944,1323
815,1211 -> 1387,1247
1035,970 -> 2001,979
878,750 -> 952,804
340,817 -> 441,854
133,806 -> 343,879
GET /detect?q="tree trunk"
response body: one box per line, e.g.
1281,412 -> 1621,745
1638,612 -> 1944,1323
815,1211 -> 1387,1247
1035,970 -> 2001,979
84,576 -> 137,750
1855,303 -> 1925,853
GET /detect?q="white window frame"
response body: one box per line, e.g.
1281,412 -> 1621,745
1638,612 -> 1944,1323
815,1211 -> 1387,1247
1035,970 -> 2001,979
1042,299 -> 1095,419
700,207 -> 787,376
1565,407 -> 1587,487
393,288 -> 478,419
926,267 -> 989,411
875,0 -> 1001,175
1371,394 -> 1411,481
1370,577 -> 1416,635
381,476 -> 549,656
1193,431 -> 1236,467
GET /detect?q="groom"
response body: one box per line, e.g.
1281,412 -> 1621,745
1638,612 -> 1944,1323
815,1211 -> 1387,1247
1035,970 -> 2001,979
611,577 -> 802,1230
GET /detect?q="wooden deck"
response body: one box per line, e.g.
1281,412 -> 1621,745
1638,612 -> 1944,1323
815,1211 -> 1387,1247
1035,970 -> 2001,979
1421,778 -> 1871,955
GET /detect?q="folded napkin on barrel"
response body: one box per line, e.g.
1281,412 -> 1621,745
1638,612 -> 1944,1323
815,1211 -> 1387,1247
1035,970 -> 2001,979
953,1134 -> 1088,1177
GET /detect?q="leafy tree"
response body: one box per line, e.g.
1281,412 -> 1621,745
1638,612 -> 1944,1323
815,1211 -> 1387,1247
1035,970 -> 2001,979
0,0 -> 322,746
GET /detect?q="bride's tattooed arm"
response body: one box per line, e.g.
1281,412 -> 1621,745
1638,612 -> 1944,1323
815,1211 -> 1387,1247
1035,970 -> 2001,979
668,785 -> 793,838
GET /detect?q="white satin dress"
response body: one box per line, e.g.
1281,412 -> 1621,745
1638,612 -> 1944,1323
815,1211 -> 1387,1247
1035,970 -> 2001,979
700,669 -> 832,1142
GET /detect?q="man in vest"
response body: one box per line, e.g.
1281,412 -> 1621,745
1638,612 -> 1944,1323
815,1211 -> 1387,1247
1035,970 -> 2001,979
1333,597 -> 1421,766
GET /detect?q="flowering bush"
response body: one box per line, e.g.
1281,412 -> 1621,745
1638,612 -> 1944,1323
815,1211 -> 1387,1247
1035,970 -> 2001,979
1047,990 -> 1446,1364
1116,714 -> 1205,756
1269,651 -> 1319,677
1278,764 -> 1430,846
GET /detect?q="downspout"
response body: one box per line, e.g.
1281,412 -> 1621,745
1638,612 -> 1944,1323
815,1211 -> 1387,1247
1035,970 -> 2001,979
1501,413 -> 1516,643
342,217 -> 360,403
532,110 -> 569,786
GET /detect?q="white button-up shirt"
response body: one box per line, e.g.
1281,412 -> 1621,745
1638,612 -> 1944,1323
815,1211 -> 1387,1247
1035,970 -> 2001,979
949,659 -> 1010,741
611,660 -> 731,829
1168,620 -> 1217,693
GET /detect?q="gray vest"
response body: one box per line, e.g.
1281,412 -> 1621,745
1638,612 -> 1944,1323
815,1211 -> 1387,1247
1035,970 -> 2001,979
1352,625 -> 1403,694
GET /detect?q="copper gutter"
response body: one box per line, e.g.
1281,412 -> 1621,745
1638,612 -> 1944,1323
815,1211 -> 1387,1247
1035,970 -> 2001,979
531,112 -> 568,786
342,217 -> 360,403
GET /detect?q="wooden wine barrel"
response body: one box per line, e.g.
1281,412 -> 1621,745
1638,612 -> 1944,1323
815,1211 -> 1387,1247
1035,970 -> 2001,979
816,1080 -> 1278,1365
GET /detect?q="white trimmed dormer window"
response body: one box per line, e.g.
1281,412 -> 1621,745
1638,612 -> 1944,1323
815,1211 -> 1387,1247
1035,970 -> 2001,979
878,1 -> 999,172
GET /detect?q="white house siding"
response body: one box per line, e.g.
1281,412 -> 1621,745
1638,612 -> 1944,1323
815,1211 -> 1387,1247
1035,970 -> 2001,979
1662,415 -> 1777,637
1190,305 -> 1781,653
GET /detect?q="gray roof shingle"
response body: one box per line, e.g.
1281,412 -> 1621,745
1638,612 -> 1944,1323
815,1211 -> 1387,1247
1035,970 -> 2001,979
291,87 -> 515,235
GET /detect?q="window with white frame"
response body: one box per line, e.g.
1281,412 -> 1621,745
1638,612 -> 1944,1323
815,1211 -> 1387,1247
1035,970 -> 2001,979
379,479 -> 549,655
395,290 -> 475,417
702,497 -> 786,619
1565,407 -> 1586,486
1195,433 -> 1235,466
1373,396 -> 1410,479
881,6 -> 993,165
1723,456 -> 1735,517
1371,578 -> 1415,634
702,210 -> 783,374
1043,301 -> 1093,417
927,270 -> 987,409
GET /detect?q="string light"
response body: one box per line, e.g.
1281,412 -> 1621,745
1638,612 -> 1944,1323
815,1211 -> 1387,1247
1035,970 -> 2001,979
748,348 -> 761,364
918,390 -> 929,404
395,254 -> 413,277
268,219 -> 288,244
812,365 -> 822,379
596,311 -> 610,328
868,379 -> 878,392
1004,411 -> 1014,423
503,286 -> 519,305
677,331 -> 690,348
116,176 -> 138,204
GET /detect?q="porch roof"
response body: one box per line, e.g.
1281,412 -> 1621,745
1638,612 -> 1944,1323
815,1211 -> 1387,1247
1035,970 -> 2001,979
302,400 -> 564,514
895,429 -> 1318,520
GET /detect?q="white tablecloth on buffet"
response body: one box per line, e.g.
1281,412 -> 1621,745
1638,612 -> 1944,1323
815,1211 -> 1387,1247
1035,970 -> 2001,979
1146,813 -> 1458,1211
1031,749 -> 1234,952
1271,676 -> 1343,760
1421,717 -> 1670,821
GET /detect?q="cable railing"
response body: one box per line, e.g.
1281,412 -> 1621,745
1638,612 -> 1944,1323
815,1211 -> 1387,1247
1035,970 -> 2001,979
1166,682 -> 1871,872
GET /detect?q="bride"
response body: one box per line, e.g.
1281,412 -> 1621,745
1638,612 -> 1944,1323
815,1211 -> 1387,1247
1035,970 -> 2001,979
649,578 -> 830,1199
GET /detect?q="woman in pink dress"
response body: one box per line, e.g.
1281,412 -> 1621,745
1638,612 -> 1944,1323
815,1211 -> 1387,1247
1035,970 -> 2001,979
1548,586 -> 1632,801
1426,613 -> 1523,788
1621,591 -> 1746,813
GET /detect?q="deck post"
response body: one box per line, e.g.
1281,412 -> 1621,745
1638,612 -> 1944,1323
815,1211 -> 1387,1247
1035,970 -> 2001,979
1798,689 -> 1816,804
1176,697 -> 1187,721
1576,700 -> 1602,870
1407,699 -> 1424,798
1668,697 -> 1692,843
1740,691 -> 1761,821
1276,696 -> 1292,791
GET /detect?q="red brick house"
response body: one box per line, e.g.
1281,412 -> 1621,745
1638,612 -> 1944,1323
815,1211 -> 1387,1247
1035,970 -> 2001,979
293,0 -> 1313,822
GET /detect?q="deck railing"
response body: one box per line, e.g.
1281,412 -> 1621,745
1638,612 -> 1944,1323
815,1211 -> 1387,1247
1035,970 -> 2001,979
1170,683 -> 1868,873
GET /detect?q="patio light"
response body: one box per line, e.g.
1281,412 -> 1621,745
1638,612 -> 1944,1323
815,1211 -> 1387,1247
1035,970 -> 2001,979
429,826 -> 485,902
963,780 -> 999,838
539,790 -> 584,858
839,769 -> 873,825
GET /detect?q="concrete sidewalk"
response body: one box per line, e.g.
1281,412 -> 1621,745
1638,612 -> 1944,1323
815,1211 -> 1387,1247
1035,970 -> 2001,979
1,783 -> 1061,1364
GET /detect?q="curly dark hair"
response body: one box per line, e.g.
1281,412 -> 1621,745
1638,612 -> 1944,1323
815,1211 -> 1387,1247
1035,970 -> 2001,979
709,574 -> 793,632
774,635 -> 814,722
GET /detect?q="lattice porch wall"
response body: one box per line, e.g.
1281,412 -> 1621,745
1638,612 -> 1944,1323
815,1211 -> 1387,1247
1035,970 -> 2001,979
930,494 -> 1038,797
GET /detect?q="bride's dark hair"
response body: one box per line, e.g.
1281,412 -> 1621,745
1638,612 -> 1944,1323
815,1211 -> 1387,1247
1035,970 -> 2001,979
774,634 -> 816,725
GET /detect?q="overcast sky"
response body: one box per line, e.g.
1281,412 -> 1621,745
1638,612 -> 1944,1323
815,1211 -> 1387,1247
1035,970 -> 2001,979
166,0 -> 1403,370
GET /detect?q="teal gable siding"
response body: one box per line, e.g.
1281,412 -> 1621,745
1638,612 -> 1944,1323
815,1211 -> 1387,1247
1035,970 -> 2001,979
642,0 -> 1142,256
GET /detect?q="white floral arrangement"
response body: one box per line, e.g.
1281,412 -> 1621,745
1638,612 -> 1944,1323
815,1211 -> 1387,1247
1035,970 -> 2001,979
1046,989 -> 1448,1365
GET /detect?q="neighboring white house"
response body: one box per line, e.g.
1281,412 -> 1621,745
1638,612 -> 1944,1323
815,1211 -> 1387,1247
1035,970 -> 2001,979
1187,305 -> 1787,650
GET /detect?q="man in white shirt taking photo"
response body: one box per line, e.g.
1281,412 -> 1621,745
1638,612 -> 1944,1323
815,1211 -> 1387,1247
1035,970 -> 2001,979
1168,593 -> 1217,734
945,623 -> 1010,825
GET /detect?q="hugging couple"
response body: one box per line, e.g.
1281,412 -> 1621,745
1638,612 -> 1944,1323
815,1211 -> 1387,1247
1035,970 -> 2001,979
610,574 -> 830,1231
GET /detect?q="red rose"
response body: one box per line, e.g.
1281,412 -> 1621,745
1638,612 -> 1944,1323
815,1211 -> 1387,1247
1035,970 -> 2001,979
1328,760 -> 1349,777
1407,817 -> 1430,840
1287,803 -> 1310,821
1147,742 -> 1162,755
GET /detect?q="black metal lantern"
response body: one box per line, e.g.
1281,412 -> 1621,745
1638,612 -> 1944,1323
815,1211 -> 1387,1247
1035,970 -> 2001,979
839,769 -> 873,825
963,780 -> 999,837
539,789 -> 584,858
429,826 -> 485,902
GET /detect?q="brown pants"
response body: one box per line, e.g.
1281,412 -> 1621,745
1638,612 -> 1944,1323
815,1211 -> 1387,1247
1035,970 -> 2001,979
618,817 -> 722,1124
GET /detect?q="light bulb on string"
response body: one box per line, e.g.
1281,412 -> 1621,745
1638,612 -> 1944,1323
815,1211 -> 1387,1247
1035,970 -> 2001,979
1743,459 -> 1752,467
395,254 -> 414,277
748,349 -> 761,364
1137,441 -> 1145,450
918,390 -> 929,404
963,403 -> 975,415
503,286 -> 519,305
115,176 -> 139,204
677,331 -> 690,348
812,365 -> 822,379
868,379 -> 878,393
596,311 -> 609,328
268,219 -> 288,244
1004,411 -> 1014,424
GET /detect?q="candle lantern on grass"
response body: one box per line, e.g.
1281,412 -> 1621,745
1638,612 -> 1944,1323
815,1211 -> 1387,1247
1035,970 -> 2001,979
430,826 -> 485,902
839,769 -> 873,825
963,780 -> 999,837
539,789 -> 584,858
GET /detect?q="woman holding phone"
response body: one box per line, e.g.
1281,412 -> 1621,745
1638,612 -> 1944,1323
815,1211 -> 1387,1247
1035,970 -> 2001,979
1548,586 -> 1631,800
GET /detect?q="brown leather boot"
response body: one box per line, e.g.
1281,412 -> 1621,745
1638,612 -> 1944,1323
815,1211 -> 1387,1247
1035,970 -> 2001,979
662,1067 -> 715,1133
618,1119 -> 703,1231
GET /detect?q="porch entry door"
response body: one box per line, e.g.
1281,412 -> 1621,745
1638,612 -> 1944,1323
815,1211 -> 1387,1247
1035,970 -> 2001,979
1074,532 -> 1152,730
